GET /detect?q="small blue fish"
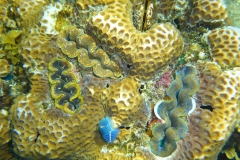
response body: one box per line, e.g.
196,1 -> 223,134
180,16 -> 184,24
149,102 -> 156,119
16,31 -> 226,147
98,116 -> 119,143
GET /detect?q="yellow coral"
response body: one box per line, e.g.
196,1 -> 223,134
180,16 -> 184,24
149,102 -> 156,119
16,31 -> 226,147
0,109 -> 13,160
10,93 -> 105,159
13,0 -> 47,18
0,59 -> 12,77
21,31 -> 62,72
156,0 -> 176,19
0,0 -> 16,28
0,109 -> 11,146
204,26 -> 240,69
48,57 -> 84,114
88,0 -> 183,80
103,77 -> 143,126
189,0 -> 227,26
76,0 -> 115,9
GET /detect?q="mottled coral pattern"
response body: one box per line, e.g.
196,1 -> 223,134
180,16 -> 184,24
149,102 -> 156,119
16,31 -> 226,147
0,0 -> 239,159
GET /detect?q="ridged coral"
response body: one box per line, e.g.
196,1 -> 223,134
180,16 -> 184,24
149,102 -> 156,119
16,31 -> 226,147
76,0 -> 115,9
14,0 -> 47,18
56,26 -> 122,78
0,109 -> 13,160
150,66 -> 199,157
10,74 -> 149,159
0,59 -> 12,77
189,0 -> 227,26
156,0 -> 176,19
87,0 -> 183,80
21,31 -> 62,73
175,62 -> 240,160
40,2 -> 63,35
10,93 -> 105,159
48,57 -> 84,114
204,26 -> 240,69
0,109 -> 11,146
103,77 -> 144,126
0,0 -> 16,28
6,0 -> 240,159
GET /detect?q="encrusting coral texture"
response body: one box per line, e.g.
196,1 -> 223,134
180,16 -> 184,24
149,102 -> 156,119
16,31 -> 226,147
204,26 -> 240,69
0,109 -> 13,160
86,0 -> 183,80
3,0 -> 240,159
189,0 -> 227,26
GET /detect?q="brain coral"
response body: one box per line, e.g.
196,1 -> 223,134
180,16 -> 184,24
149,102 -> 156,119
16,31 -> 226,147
103,77 -> 144,126
150,66 -> 199,157
20,31 -> 62,73
86,0 -> 183,80
7,0 -> 240,159
10,93 -> 106,159
204,26 -> 240,69
175,62 -> 240,160
189,0 -> 227,26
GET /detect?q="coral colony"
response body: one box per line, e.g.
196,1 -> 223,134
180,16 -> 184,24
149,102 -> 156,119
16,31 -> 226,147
0,0 -> 240,160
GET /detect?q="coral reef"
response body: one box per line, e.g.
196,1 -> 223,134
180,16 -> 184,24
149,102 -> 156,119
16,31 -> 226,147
103,77 -> 144,126
0,59 -> 12,77
0,109 -> 13,160
56,25 -> 122,78
86,0 -> 183,80
204,26 -> 240,69
20,30 -> 62,73
189,0 -> 227,26
0,0 -> 17,29
156,0 -> 176,20
40,2 -> 63,34
150,66 -> 199,157
10,93 -> 105,159
175,62 -> 240,160
2,0 -> 240,159
48,57 -> 84,114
